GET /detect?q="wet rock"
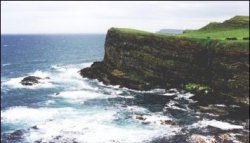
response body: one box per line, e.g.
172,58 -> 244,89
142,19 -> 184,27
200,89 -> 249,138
166,89 -> 177,94
191,135 -> 208,143
196,105 -> 229,117
134,115 -> 176,126
20,76 -> 50,86
160,120 -> 176,125
135,115 -> 146,121
134,115 -> 150,124
31,125 -> 39,130
20,76 -> 42,86
150,134 -> 190,143
217,133 -> 236,143
235,134 -> 249,143
141,121 -> 151,124
6,129 -> 25,140
54,135 -> 62,140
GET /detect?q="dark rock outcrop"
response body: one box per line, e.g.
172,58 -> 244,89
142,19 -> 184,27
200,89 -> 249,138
80,28 -> 249,105
20,76 -> 42,86
3,129 -> 26,141
20,76 -> 50,86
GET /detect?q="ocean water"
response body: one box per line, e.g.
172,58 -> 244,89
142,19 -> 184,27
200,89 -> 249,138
1,34 -> 247,143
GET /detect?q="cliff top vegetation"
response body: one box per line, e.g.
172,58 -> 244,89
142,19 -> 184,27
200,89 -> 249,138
111,16 -> 249,43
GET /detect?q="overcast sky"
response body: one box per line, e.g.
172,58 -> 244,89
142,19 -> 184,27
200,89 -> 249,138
1,1 -> 249,34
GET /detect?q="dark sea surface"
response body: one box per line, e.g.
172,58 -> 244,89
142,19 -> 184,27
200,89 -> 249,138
1,35 -> 248,143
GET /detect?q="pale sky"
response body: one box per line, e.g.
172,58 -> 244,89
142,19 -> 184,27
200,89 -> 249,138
1,1 -> 249,34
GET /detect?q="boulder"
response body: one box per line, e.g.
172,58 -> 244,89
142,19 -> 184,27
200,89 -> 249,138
134,115 -> 176,126
30,125 -> 39,130
196,105 -> 229,117
135,115 -> 146,121
5,129 -> 26,140
20,76 -> 41,85
160,120 -> 176,125
20,76 -> 50,86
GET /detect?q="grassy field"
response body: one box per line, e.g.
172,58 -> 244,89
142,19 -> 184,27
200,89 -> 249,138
178,16 -> 249,42
179,28 -> 249,41
110,16 -> 249,46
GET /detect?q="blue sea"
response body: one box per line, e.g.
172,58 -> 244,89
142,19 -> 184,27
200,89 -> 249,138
1,34 -> 247,143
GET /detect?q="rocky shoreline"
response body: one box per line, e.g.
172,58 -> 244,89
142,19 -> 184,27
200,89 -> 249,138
79,28 -> 249,143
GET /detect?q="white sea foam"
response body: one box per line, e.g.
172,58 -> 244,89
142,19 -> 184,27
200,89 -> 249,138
81,62 -> 93,68
2,63 -> 11,67
48,63 -> 99,91
50,90 -> 117,104
30,70 -> 50,78
132,113 -> 175,126
1,62 -> 98,90
190,119 -> 244,130
163,88 -> 179,96
174,92 -> 194,100
45,100 -> 55,105
1,105 -> 172,143
119,95 -> 134,99
2,70 -> 54,89
230,105 -> 240,108
25,121 -> 169,143
1,106 -> 75,125
214,104 -> 226,107
102,88 -> 124,95
51,62 -> 92,72
24,110 -> 176,143
2,104 -> 176,143
163,92 -> 176,96
51,64 -> 67,72
126,106 -> 150,114
94,80 -> 167,95
164,100 -> 188,111
129,88 -> 166,94
2,76 -> 54,89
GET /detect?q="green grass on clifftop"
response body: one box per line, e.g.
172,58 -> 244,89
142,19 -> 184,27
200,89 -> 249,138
179,28 -> 249,41
179,16 -> 249,41
111,28 -> 152,35
109,16 -> 249,52
109,27 -> 176,39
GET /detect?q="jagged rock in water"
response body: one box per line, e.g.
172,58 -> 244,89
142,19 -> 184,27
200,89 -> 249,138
135,115 -> 146,121
30,125 -> 39,130
196,105 -> 229,117
191,135 -> 216,143
4,129 -> 26,141
134,115 -> 176,126
160,119 -> 176,125
20,76 -> 50,86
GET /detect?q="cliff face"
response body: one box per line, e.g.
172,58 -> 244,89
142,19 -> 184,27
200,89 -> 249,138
80,28 -> 249,103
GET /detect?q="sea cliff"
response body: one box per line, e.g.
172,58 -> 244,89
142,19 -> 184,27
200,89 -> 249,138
80,27 -> 249,105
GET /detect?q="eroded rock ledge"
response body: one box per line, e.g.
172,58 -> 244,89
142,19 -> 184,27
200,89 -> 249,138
80,28 -> 249,104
